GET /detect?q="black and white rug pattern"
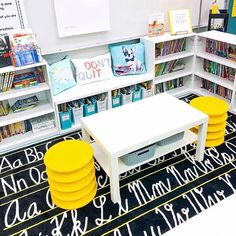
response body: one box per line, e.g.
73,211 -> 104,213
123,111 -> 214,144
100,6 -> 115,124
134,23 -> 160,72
1,94 -> 236,236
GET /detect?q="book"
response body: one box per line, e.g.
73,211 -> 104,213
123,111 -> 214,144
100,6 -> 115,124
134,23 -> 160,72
148,13 -> 164,37
0,34 -> 12,68
168,9 -> 192,35
11,95 -> 39,113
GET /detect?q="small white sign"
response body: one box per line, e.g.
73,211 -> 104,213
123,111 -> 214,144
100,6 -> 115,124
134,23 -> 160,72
53,0 -> 110,38
0,0 -> 28,34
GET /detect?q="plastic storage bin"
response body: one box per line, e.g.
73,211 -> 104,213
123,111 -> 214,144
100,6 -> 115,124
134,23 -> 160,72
97,99 -> 107,113
157,131 -> 185,146
122,93 -> 132,105
71,105 -> 84,125
59,109 -> 72,130
141,88 -> 152,99
84,101 -> 97,116
112,94 -> 121,108
132,88 -> 142,102
120,143 -> 156,166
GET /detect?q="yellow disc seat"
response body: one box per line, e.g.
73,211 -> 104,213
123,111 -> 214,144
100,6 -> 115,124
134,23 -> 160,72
44,140 -> 97,209
190,96 -> 228,147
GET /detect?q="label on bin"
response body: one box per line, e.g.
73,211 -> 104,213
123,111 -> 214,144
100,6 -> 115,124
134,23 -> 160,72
134,92 -> 140,99
88,105 -> 95,113
113,98 -> 119,105
62,113 -> 70,121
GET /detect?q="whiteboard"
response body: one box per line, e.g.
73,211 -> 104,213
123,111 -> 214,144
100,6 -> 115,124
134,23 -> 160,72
23,0 -> 224,55
53,0 -> 110,37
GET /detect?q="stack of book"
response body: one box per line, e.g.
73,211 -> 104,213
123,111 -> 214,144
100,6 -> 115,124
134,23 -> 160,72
0,120 -> 32,141
200,78 -> 232,99
206,38 -> 236,61
30,114 -> 55,133
0,100 -> 10,116
11,95 -> 39,113
156,77 -> 184,94
203,59 -> 235,81
0,72 -> 15,92
155,38 -> 186,58
155,60 -> 185,77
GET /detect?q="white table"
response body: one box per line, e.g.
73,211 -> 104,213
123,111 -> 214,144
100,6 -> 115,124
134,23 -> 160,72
81,93 -> 208,203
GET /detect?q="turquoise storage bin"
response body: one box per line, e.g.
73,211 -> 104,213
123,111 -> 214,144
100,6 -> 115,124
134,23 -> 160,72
112,94 -> 121,108
120,143 -> 156,166
84,101 -> 97,116
132,88 -> 142,102
59,109 -> 72,130
157,132 -> 185,146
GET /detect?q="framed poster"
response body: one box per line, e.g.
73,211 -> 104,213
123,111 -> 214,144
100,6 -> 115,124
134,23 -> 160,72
53,0 -> 110,38
208,9 -> 229,32
169,9 -> 192,35
0,0 -> 28,33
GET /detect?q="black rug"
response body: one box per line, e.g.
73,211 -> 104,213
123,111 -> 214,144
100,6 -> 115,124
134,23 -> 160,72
1,94 -> 236,236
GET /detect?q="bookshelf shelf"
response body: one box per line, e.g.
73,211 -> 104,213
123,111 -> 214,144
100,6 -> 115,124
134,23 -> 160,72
166,86 -> 192,97
196,52 -> 236,70
0,101 -> 54,127
154,70 -> 192,84
0,60 -> 47,74
195,71 -> 234,90
54,73 -> 153,104
0,127 -> 58,154
155,51 -> 194,64
141,32 -> 196,44
0,83 -> 50,101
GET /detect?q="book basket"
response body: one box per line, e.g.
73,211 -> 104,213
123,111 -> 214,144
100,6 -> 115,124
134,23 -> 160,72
120,143 -> 156,166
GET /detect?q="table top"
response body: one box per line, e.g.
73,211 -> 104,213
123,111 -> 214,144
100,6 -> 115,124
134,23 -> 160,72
80,93 -> 208,158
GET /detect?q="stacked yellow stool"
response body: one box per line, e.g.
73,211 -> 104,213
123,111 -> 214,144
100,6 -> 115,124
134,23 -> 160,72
44,140 -> 97,210
190,96 -> 229,147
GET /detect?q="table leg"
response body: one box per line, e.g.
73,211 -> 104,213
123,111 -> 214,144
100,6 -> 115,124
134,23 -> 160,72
81,127 -> 90,143
108,157 -> 121,203
195,121 -> 208,161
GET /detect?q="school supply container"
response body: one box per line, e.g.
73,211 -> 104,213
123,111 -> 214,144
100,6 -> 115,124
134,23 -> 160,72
120,143 -> 156,166
69,100 -> 84,125
140,87 -> 152,99
84,97 -> 97,117
121,93 -> 132,105
132,87 -> 142,102
59,109 -> 72,130
97,99 -> 107,113
112,94 -> 121,108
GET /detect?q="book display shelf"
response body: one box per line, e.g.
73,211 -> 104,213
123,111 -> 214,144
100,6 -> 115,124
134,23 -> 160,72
194,31 -> 236,111
141,32 -> 196,98
0,60 -> 58,153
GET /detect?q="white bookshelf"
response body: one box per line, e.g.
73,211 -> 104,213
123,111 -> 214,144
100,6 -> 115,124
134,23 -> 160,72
0,60 -> 58,154
2,30 -> 236,153
195,31 -> 236,112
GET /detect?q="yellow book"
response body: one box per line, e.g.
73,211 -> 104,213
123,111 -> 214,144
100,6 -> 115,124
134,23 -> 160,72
168,9 -> 192,35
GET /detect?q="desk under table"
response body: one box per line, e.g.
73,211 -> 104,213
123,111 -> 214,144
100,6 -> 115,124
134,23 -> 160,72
81,93 -> 208,203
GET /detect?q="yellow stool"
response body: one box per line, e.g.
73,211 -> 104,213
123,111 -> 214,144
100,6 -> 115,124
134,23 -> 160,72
190,96 -> 228,147
44,140 -> 97,209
